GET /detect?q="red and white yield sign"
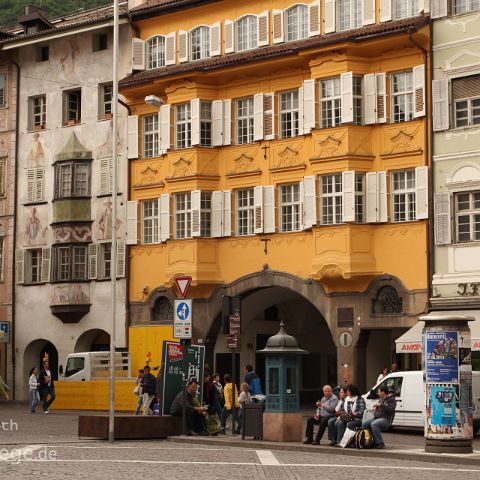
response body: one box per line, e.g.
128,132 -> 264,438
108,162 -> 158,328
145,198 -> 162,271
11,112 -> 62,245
174,276 -> 192,299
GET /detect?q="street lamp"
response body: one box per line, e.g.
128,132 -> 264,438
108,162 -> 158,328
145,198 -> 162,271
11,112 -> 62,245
144,95 -> 165,107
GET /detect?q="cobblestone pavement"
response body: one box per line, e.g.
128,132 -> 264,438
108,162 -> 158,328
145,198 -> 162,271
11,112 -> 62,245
1,403 -> 480,479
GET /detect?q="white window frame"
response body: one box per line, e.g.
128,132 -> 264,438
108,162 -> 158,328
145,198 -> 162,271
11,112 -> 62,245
337,0 -> 362,31
141,199 -> 159,244
452,0 -> 480,15
200,101 -> 212,147
25,248 -> 43,284
353,76 -> 363,125
393,0 -> 419,19
279,90 -> 300,138
72,246 -> 87,280
391,169 -> 416,223
99,83 -> 113,118
391,70 -> 414,123
98,242 -> 113,279
175,192 -> 192,239
321,173 -> 343,225
453,75 -> 480,129
143,114 -> 159,158
454,190 -> 480,243
236,15 -> 258,52
146,36 -> 166,69
29,95 -> 46,130
175,103 -> 192,149
200,191 -> 212,237
236,188 -> 255,236
236,97 -> 254,145
54,245 -> 87,281
279,183 -> 302,232
354,173 -> 365,223
63,89 -> 81,125
285,4 -> 309,41
190,26 -> 210,61
321,77 -> 342,128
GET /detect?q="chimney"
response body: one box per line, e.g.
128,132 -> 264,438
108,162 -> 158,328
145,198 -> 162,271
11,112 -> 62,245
18,4 -> 54,35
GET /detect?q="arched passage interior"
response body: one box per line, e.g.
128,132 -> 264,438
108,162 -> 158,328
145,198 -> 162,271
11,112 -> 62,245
23,339 -> 59,381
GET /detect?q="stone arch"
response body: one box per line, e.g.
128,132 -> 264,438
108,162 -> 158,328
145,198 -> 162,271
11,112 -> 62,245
23,339 -> 59,381
194,268 -> 329,338
74,329 -> 110,352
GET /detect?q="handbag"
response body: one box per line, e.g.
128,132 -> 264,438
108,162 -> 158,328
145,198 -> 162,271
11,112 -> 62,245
339,427 -> 356,448
339,411 -> 355,422
133,385 -> 142,396
362,409 -> 375,424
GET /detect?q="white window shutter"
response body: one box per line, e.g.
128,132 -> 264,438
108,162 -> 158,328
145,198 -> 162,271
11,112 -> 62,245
413,65 -> 426,118
324,0 -> 336,34
415,166 -> 429,220
309,1 -> 321,36
258,11 -> 269,47
212,100 -> 224,146
165,32 -> 176,66
223,100 -> 232,145
434,192 -> 451,245
341,72 -> 354,124
378,172 -> 388,223
364,74 -> 377,125
178,30 -> 188,63
16,249 -> 24,284
263,186 -> 276,234
116,241 -> 126,278
342,171 -> 356,222
191,99 -> 200,146
303,176 -> 317,229
224,20 -> 235,54
432,79 -> 449,132
223,191 -> 232,237
264,93 -> 275,140
210,22 -> 221,56
132,38 -> 145,71
376,73 -> 387,123
100,157 -> 112,195
418,0 -> 425,13
431,0 -> 448,18
380,0 -> 392,22
272,9 -> 284,44
35,168 -> 44,202
88,243 -> 98,280
254,93 -> 264,142
363,0 -> 376,25
254,186 -> 264,234
159,194 -> 170,242
127,115 -> 139,159
160,104 -> 171,153
41,247 -> 51,283
212,191 -> 223,238
298,87 -> 304,134
191,190 -> 201,237
366,172 -> 378,223
303,79 -> 316,134
26,168 -> 35,202
126,200 -> 138,245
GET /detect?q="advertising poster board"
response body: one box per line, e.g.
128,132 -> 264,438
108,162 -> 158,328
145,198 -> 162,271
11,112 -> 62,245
161,341 -> 205,416
426,331 -> 459,383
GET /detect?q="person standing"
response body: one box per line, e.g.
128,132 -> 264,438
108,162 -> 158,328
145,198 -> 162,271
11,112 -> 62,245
39,360 -> 56,413
243,364 -> 262,396
237,382 -> 252,434
28,367 -> 41,413
391,362 -> 399,373
203,373 -> 217,415
220,373 -> 240,434
376,367 -> 389,385
140,365 -> 156,416
133,369 -> 144,416
304,385 -> 338,445
362,386 -> 396,449
212,373 -> 224,421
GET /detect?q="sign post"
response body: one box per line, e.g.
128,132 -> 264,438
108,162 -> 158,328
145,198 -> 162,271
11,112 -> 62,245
0,322 -> 10,343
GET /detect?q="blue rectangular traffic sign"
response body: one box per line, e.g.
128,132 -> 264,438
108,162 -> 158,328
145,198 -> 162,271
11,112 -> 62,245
174,299 -> 192,339
0,322 -> 10,343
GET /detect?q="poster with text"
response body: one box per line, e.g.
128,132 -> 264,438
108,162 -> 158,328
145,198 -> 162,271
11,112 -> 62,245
426,331 -> 459,383
431,385 -> 456,426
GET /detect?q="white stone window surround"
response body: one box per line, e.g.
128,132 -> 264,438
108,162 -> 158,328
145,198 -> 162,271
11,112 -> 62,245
146,35 -> 166,69
443,162 -> 480,275
285,4 -> 309,41
235,14 -> 258,52
190,25 -> 211,61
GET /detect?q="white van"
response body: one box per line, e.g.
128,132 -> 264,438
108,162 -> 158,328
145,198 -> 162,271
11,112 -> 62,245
60,352 -> 131,381
363,371 -> 480,431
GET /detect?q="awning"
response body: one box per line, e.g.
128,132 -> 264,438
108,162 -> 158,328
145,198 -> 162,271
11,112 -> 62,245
395,310 -> 480,353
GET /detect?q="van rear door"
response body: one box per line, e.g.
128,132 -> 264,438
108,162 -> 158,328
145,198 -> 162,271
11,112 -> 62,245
402,373 -> 424,427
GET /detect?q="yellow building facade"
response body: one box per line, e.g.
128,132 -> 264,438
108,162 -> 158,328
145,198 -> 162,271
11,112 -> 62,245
121,0 -> 430,395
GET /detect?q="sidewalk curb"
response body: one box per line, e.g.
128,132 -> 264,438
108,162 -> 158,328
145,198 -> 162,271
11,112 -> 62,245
167,436 -> 480,467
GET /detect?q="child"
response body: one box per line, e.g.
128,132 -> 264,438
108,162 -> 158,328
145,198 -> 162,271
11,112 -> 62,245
133,369 -> 144,416
237,382 -> 252,434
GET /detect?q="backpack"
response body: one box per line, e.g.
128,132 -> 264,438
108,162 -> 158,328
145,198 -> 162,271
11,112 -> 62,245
249,377 -> 263,396
354,428 -> 374,449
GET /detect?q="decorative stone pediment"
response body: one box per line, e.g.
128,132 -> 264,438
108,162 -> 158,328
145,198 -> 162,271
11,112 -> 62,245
171,155 -> 194,178
232,152 -> 255,173
382,124 -> 421,156
139,165 -> 159,185
314,131 -> 347,158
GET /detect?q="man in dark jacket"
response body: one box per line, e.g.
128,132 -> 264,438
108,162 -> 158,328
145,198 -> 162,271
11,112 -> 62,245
39,360 -> 55,413
170,380 -> 207,435
243,364 -> 262,395
140,365 -> 156,416
362,386 -> 396,449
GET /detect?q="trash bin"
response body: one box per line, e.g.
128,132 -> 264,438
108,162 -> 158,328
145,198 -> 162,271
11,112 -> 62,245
242,402 -> 263,440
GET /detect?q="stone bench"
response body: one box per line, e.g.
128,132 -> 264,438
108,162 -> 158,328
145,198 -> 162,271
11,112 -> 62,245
78,415 -> 182,440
